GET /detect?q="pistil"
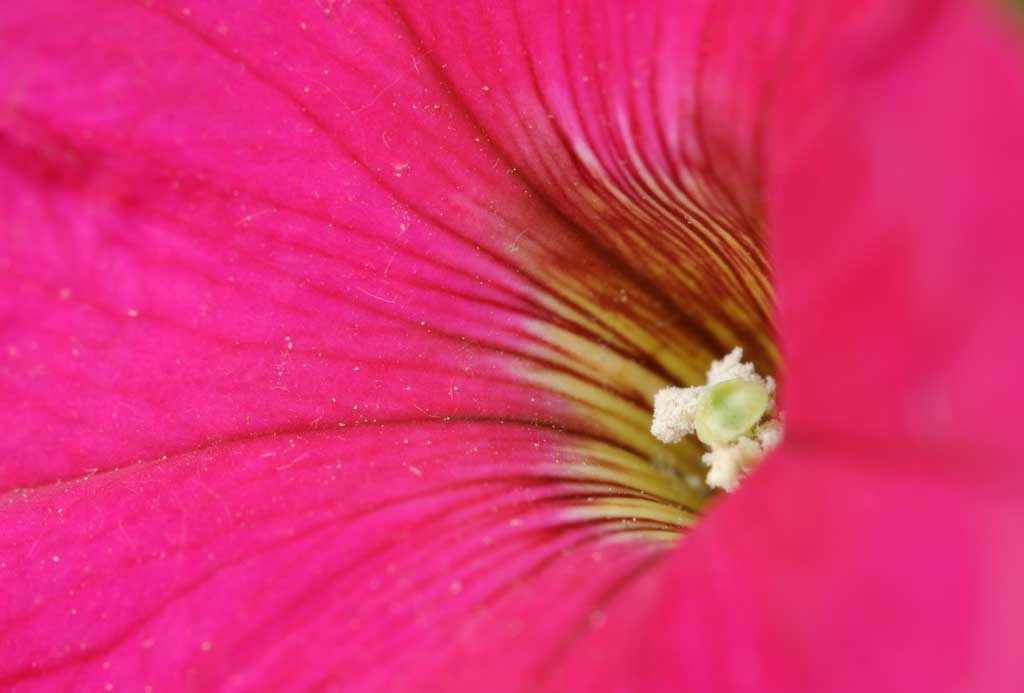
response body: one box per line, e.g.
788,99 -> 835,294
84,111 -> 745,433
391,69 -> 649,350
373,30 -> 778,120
651,348 -> 783,492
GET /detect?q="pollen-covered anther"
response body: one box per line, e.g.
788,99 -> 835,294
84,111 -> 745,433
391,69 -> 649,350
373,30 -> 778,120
650,347 -> 783,492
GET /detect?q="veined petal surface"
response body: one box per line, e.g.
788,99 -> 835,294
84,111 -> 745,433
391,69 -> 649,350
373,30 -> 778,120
0,1 -> 776,689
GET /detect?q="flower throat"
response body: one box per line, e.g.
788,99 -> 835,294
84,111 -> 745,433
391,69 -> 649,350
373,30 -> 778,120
651,348 -> 783,492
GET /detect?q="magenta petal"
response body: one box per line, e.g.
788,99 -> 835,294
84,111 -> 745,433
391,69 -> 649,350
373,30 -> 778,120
1,0 -> 770,489
0,425 -> 670,690
771,0 -> 1024,472
551,446 -> 1024,693
1,1 -> 708,689
563,2 -> 1024,691
0,1 -> 561,489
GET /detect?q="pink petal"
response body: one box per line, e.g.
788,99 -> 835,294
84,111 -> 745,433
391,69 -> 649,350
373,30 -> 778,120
772,0 -> 1024,475
552,446 -> 1023,693
554,2 -> 1024,691
0,424 -> 673,690
0,0 -> 752,688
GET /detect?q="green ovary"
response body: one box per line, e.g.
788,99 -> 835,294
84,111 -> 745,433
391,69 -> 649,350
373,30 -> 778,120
694,379 -> 769,446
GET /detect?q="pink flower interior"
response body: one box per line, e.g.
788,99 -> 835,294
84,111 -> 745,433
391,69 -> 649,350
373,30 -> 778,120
2,1 -> 1023,691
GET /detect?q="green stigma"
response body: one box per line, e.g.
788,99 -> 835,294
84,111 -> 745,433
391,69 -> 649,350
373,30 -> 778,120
694,379 -> 769,446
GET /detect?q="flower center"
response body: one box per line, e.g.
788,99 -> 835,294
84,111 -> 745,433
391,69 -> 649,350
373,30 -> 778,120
509,89 -> 777,539
652,348 -> 783,493
695,379 -> 770,447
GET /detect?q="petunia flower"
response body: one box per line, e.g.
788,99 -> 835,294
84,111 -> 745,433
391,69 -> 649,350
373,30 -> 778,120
1,0 -> 1022,691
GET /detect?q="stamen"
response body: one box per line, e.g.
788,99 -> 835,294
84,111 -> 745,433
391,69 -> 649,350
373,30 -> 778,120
651,348 -> 783,492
